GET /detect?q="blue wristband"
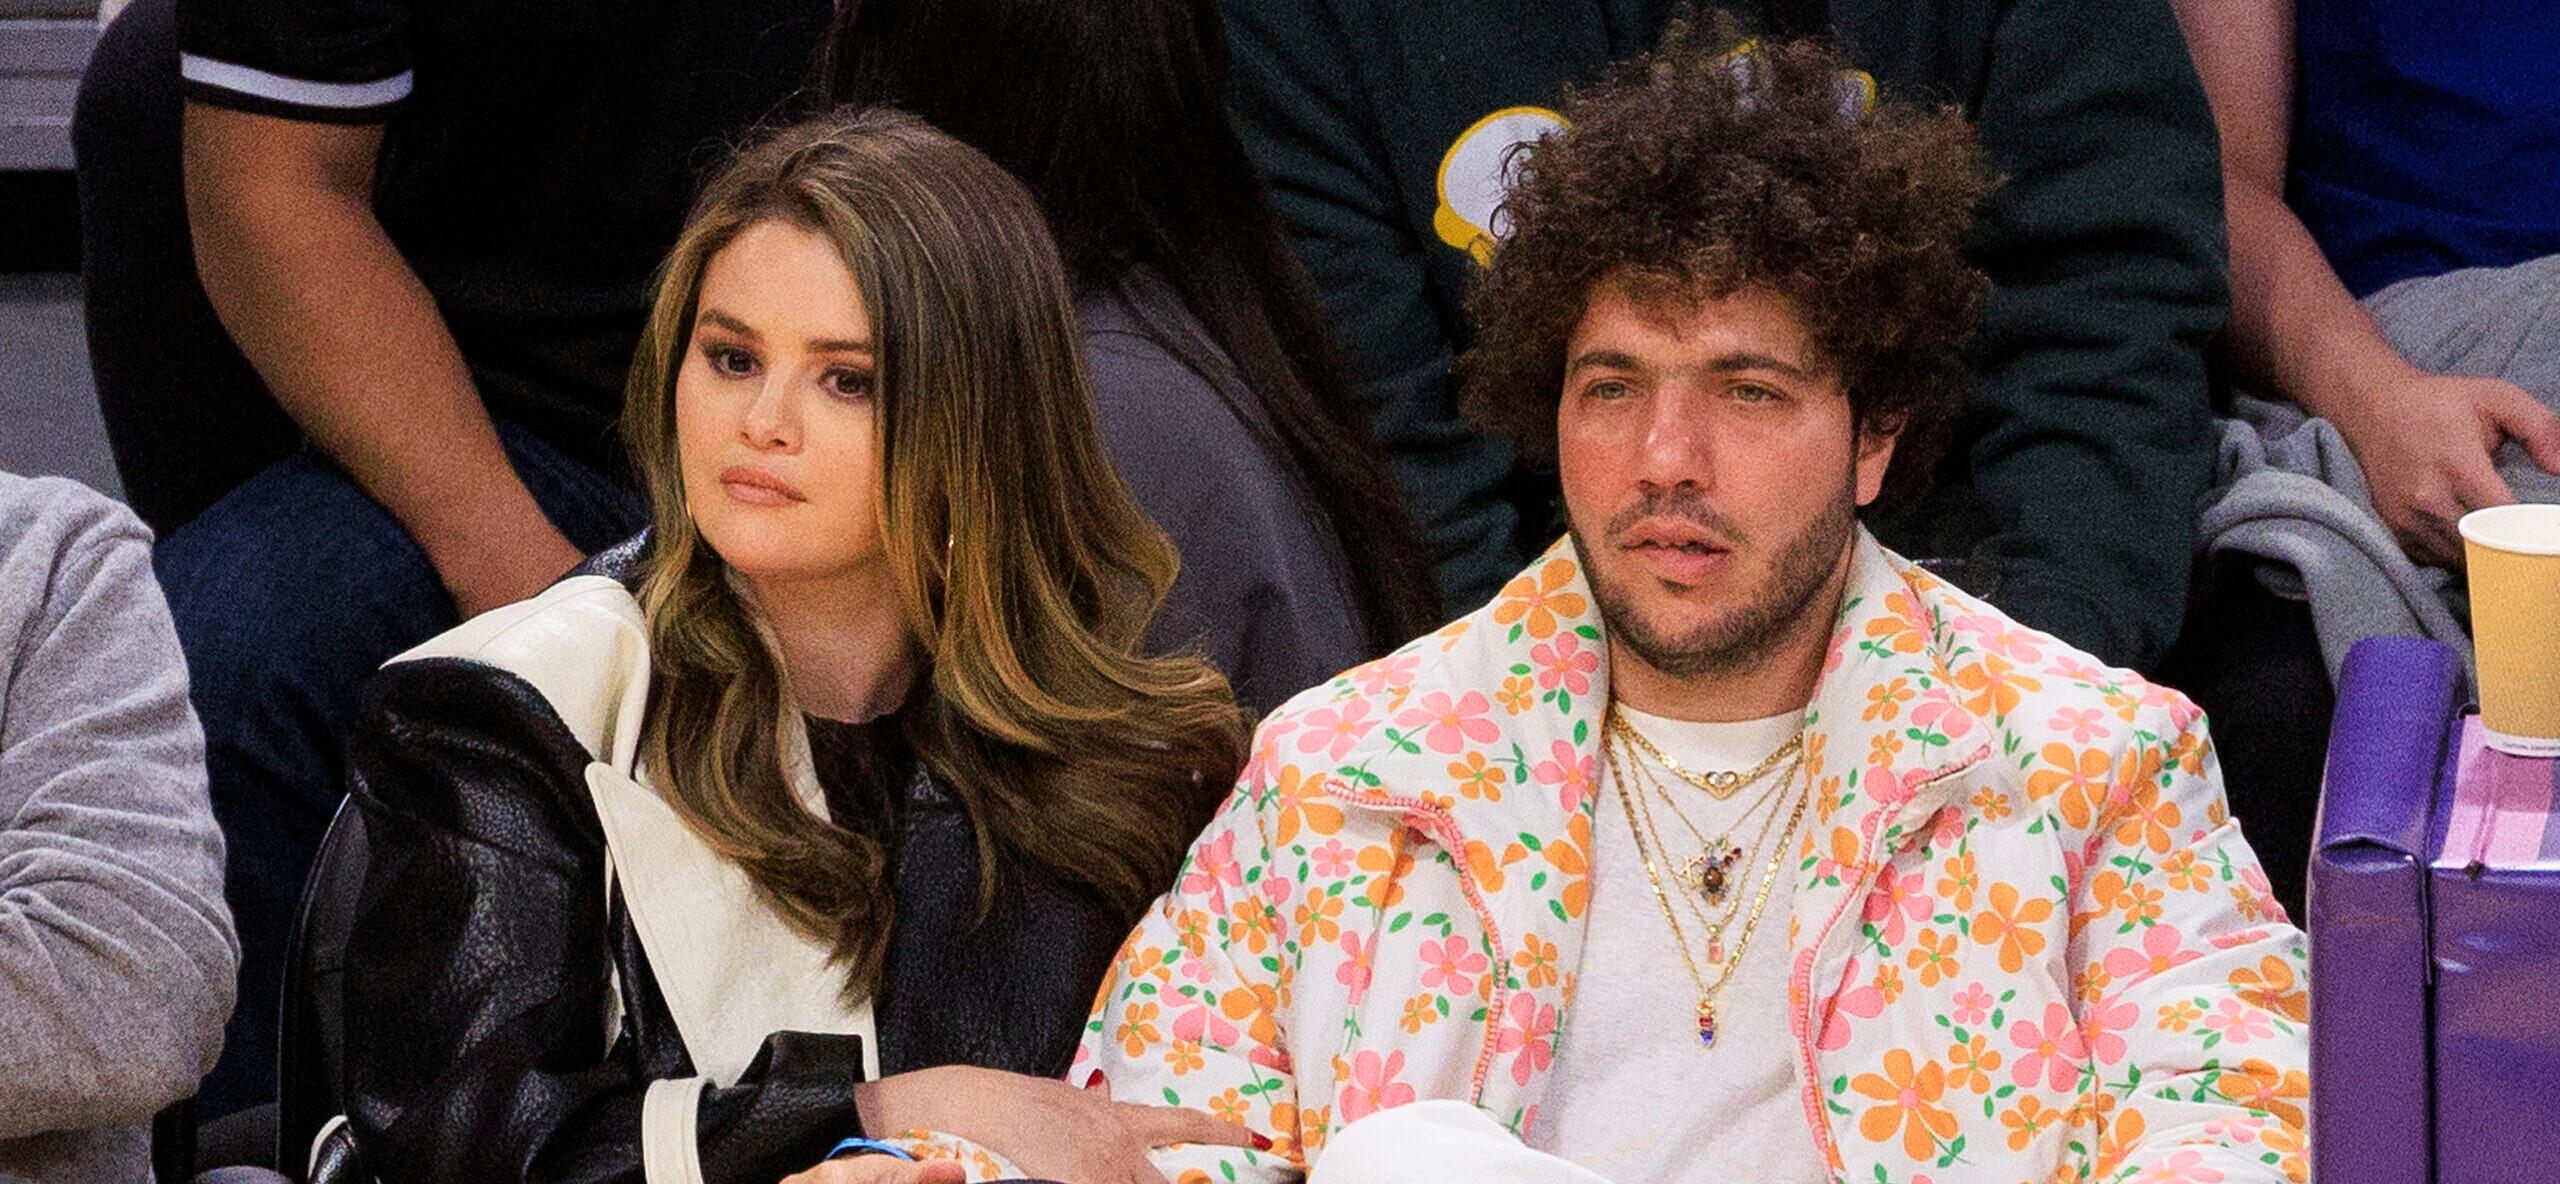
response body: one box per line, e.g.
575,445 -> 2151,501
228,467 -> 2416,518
827,1137 -> 918,1162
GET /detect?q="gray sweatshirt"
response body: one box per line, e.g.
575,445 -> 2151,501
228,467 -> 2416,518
0,474 -> 236,1183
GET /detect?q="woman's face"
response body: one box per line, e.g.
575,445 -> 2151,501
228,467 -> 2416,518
675,219 -> 887,586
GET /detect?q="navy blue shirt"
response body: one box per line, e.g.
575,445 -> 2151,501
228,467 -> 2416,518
2290,0 -> 2560,296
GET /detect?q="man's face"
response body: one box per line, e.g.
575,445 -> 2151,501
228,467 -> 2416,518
1556,278 -> 1897,680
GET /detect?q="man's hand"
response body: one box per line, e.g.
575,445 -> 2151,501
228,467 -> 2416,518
782,1157 -> 969,1184
2328,368 -> 2560,566
853,1064 -> 1259,1184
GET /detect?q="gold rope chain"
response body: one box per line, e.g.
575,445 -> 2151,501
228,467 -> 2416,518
1603,729 -> 1811,1048
1610,709 -> 1803,800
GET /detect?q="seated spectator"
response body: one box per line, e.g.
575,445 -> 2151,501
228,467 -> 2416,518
2169,0 -> 2560,913
1068,33 -> 2308,1183
0,472 -> 236,1182
1218,0 -> 2228,679
335,111 -> 1257,1183
74,0 -> 830,1114
823,0 -> 1443,715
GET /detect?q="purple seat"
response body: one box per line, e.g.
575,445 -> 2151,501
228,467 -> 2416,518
2313,636 -> 2560,1184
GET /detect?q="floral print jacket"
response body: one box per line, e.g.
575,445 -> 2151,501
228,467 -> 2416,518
1071,532 -> 2309,1184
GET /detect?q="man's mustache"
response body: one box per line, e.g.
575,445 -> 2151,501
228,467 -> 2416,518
1603,487 -> 1751,548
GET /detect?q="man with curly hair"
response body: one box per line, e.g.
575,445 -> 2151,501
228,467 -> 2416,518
1065,29 -> 2308,1184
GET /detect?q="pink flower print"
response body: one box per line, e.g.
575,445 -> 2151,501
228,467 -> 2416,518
1494,992 -> 1559,1085
1179,957 -> 1216,984
1179,830 -> 1243,908
1338,1049 -> 1417,1123
1395,689 -> 1502,755
1533,739 -> 1597,813
1958,614 -> 2046,664
2008,1003 -> 2090,1091
1909,687 -> 1975,741
2202,1115 -> 2264,1145
1950,982 -> 1995,1026
2204,997 -> 2274,1045
2049,706 -> 2110,745
1171,1000 -> 1240,1047
1249,1044 -> 1293,1074
1311,840 -> 1355,879
2103,922 -> 2202,983
1530,634 -> 1598,696
2130,1148 -> 2225,1184
2044,654 -> 2110,686
2081,995 -> 2138,1064
1260,874 -> 1296,907
1297,698 -> 1378,763
1817,958 -> 1886,1052
1926,805 -> 1966,851
1349,653 -> 1420,697
1861,871 -> 1931,945
1337,932 -> 1376,1004
1419,935 -> 1489,992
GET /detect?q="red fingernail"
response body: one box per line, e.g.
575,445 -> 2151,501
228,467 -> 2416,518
1251,1132 -> 1274,1151
1081,1068 -> 1107,1090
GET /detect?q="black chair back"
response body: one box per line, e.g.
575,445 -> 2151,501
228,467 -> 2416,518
275,797 -> 370,1179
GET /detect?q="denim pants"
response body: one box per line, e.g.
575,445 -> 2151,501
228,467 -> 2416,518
156,423 -> 647,1118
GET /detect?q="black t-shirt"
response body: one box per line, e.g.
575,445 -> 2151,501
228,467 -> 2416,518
177,0 -> 833,472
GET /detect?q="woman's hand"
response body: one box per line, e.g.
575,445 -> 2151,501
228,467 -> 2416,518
782,1156 -> 969,1184
2327,368 -> 2560,566
854,1064 -> 1260,1184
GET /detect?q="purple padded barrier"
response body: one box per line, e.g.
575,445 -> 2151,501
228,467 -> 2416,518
2431,721 -> 2560,1183
2311,636 -> 2462,1184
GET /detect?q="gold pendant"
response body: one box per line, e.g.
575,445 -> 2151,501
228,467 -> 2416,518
1697,998 -> 1718,1048
1677,843 -> 1744,907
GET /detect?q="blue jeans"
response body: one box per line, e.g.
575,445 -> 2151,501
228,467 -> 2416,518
157,423 -> 647,1118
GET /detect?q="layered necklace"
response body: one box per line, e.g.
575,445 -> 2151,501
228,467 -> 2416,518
1603,707 -> 1811,1049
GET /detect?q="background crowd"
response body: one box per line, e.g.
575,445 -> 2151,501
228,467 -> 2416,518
1,0 -> 2552,1177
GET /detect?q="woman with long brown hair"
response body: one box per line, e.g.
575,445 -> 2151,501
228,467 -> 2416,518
331,110 -> 1253,1184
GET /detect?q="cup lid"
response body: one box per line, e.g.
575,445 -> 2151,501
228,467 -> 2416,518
2460,504 -> 2560,556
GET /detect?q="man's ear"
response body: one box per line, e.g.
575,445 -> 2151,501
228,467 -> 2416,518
1852,420 -> 1900,508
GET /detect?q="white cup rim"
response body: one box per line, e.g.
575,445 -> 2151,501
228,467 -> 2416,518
2460,503 -> 2560,556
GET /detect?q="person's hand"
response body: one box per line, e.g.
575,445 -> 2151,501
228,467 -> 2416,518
853,1064 -> 1260,1184
781,1156 -> 969,1184
2328,370 -> 2560,567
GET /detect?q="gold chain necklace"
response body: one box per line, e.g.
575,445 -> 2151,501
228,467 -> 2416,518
1610,709 -> 1803,799
1631,756 -> 1799,961
1604,729 -> 1811,1048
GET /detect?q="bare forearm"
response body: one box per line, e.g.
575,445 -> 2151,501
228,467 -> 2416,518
2221,179 -> 2412,414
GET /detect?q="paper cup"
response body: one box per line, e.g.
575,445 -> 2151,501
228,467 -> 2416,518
2463,504 -> 2560,756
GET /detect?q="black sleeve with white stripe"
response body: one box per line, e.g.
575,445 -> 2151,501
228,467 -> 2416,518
175,0 -> 411,123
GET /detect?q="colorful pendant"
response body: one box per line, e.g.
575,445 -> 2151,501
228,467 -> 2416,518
1680,843 -> 1745,906
1696,999 -> 1718,1048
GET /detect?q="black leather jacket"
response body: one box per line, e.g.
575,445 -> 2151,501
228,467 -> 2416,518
339,556 -> 1132,1183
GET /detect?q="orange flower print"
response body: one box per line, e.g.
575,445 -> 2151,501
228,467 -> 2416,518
2118,881 -> 2165,928
1971,784 -> 2013,822
2026,742 -> 2110,827
1874,964 -> 1904,1005
1937,851 -> 1979,913
1449,751 -> 1509,801
1865,676 -> 1915,722
1356,841 -> 1415,910
1119,1001 -> 1163,1057
1400,993 -> 1440,1034
1870,730 -> 1907,766
1295,888 -> 1345,947
2002,1095 -> 2060,1152
1498,674 -> 1537,715
2112,782 -> 2183,854
2216,1057 -> 2310,1130
2157,999 -> 2204,1032
1908,928 -> 1961,987
1851,1048 -> 1962,1161
1953,654 -> 2042,720
1862,591 -> 1928,655
1164,1038 -> 1206,1076
1227,896 -> 1276,955
1272,766 -> 1344,846
2263,1121 -> 2309,1184
1492,558 -> 1586,641
1947,1034 -> 2002,1094
2229,955 -> 2308,1024
1972,882 -> 2055,973
2161,848 -> 2211,893
1208,1088 -> 1250,1125
1515,933 -> 1562,990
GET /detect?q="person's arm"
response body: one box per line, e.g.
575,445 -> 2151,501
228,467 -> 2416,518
1951,0 -> 2228,671
1216,0 -> 1523,612
1074,756 -> 1305,1184
0,483 -> 235,1138
2064,695 -> 2307,1182
2172,0 -> 2560,565
182,105 -> 583,615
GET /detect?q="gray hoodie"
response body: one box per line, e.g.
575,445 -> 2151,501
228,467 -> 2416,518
0,473 -> 235,1183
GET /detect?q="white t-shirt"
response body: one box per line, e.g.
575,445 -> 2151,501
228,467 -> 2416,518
1533,703 -> 1829,1184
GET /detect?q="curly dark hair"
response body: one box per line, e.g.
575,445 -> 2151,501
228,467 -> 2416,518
1459,15 -> 1994,507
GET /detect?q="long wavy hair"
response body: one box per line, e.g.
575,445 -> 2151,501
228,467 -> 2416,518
622,109 -> 1250,998
823,0 -> 1443,648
